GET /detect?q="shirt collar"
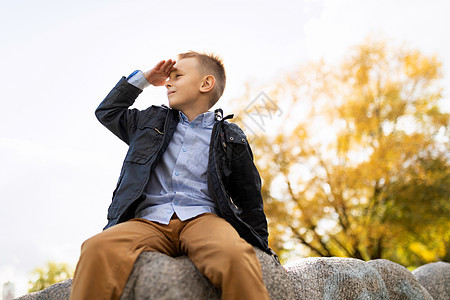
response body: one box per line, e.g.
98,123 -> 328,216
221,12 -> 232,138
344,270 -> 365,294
178,111 -> 215,128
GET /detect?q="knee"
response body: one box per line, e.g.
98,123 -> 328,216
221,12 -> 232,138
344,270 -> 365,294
80,233 -> 112,258
201,241 -> 260,287
216,240 -> 256,266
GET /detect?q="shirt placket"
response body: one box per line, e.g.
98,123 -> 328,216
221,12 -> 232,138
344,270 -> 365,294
172,121 -> 197,205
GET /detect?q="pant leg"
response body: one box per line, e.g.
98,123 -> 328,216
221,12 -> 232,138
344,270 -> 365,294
179,213 -> 270,300
70,219 -> 179,300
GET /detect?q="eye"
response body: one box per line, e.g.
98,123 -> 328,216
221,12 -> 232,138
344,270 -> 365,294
176,74 -> 182,78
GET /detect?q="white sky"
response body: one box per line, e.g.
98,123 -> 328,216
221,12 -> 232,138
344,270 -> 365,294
1,0 -> 449,297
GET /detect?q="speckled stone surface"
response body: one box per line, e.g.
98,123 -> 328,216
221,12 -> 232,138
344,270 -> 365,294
15,248 -> 292,300
17,256 -> 447,300
285,257 -> 389,299
120,251 -> 221,300
15,279 -> 72,300
120,247 -> 295,300
412,261 -> 450,300
253,247 -> 296,300
367,259 -> 433,300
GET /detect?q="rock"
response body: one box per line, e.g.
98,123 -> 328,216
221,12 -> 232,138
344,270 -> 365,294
121,247 -> 295,300
15,279 -> 72,300
284,257 -> 389,299
16,247 -> 294,299
367,259 -> 433,300
120,251 -> 220,299
254,247 -> 296,300
17,254 -> 446,300
412,261 -> 450,300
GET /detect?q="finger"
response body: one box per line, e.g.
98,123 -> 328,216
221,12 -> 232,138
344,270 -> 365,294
162,59 -> 176,74
165,64 -> 177,75
154,60 -> 166,71
160,59 -> 171,72
167,61 -> 177,75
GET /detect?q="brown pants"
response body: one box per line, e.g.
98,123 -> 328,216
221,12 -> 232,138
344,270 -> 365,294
70,213 -> 270,300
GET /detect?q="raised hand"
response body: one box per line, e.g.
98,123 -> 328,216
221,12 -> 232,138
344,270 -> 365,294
143,59 -> 177,86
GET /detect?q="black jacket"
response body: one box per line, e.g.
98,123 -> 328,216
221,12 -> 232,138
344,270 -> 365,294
95,77 -> 275,258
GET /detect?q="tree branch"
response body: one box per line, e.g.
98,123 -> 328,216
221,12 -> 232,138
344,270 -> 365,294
289,225 -> 328,257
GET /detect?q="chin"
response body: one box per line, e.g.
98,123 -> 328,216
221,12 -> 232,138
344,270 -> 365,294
168,101 -> 181,111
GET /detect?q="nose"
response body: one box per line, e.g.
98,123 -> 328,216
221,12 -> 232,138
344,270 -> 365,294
165,79 -> 172,89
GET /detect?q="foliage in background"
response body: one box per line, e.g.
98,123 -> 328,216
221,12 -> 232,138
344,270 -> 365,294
234,37 -> 449,267
28,262 -> 74,293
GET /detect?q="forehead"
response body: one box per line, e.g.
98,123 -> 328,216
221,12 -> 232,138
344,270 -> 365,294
174,57 -> 199,72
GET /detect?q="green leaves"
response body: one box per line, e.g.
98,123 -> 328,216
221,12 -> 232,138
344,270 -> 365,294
28,262 -> 73,293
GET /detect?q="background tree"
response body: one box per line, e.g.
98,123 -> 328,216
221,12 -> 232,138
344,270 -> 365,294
28,262 -> 74,293
234,37 -> 449,267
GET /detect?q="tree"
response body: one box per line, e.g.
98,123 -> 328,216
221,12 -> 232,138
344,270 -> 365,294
28,261 -> 74,293
234,37 -> 449,267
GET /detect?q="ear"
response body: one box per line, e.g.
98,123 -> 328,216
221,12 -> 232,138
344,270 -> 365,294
199,75 -> 215,93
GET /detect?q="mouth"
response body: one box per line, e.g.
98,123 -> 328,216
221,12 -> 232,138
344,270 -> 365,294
167,91 -> 175,96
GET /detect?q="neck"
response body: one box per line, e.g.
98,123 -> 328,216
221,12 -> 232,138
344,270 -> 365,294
183,110 -> 208,121
181,103 -> 210,121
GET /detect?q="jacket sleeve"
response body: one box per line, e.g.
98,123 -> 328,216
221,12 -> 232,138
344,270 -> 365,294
95,77 -> 144,145
228,135 -> 269,245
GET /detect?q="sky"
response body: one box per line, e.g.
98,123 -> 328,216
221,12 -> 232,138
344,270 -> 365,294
1,0 -> 449,297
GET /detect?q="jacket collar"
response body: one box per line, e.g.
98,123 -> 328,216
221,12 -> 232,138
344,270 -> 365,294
214,108 -> 234,122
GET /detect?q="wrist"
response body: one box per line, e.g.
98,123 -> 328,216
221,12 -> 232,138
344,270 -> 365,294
127,70 -> 151,90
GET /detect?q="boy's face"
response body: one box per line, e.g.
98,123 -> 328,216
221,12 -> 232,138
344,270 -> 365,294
165,57 -> 204,111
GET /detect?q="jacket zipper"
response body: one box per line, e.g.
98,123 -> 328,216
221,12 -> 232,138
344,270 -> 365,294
210,121 -> 225,217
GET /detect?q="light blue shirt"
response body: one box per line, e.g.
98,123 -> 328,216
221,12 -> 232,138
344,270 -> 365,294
127,70 -> 218,224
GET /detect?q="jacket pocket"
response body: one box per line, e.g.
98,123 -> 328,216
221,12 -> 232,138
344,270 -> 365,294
224,134 -> 249,161
125,126 -> 164,164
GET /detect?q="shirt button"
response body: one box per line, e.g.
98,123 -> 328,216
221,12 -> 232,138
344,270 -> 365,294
167,210 -> 172,214
182,147 -> 187,152
175,171 -> 179,176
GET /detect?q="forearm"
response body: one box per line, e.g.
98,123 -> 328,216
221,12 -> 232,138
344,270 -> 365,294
95,77 -> 143,144
95,58 -> 175,144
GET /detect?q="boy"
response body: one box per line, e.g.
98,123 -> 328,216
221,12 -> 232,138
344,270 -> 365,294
71,51 -> 276,300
